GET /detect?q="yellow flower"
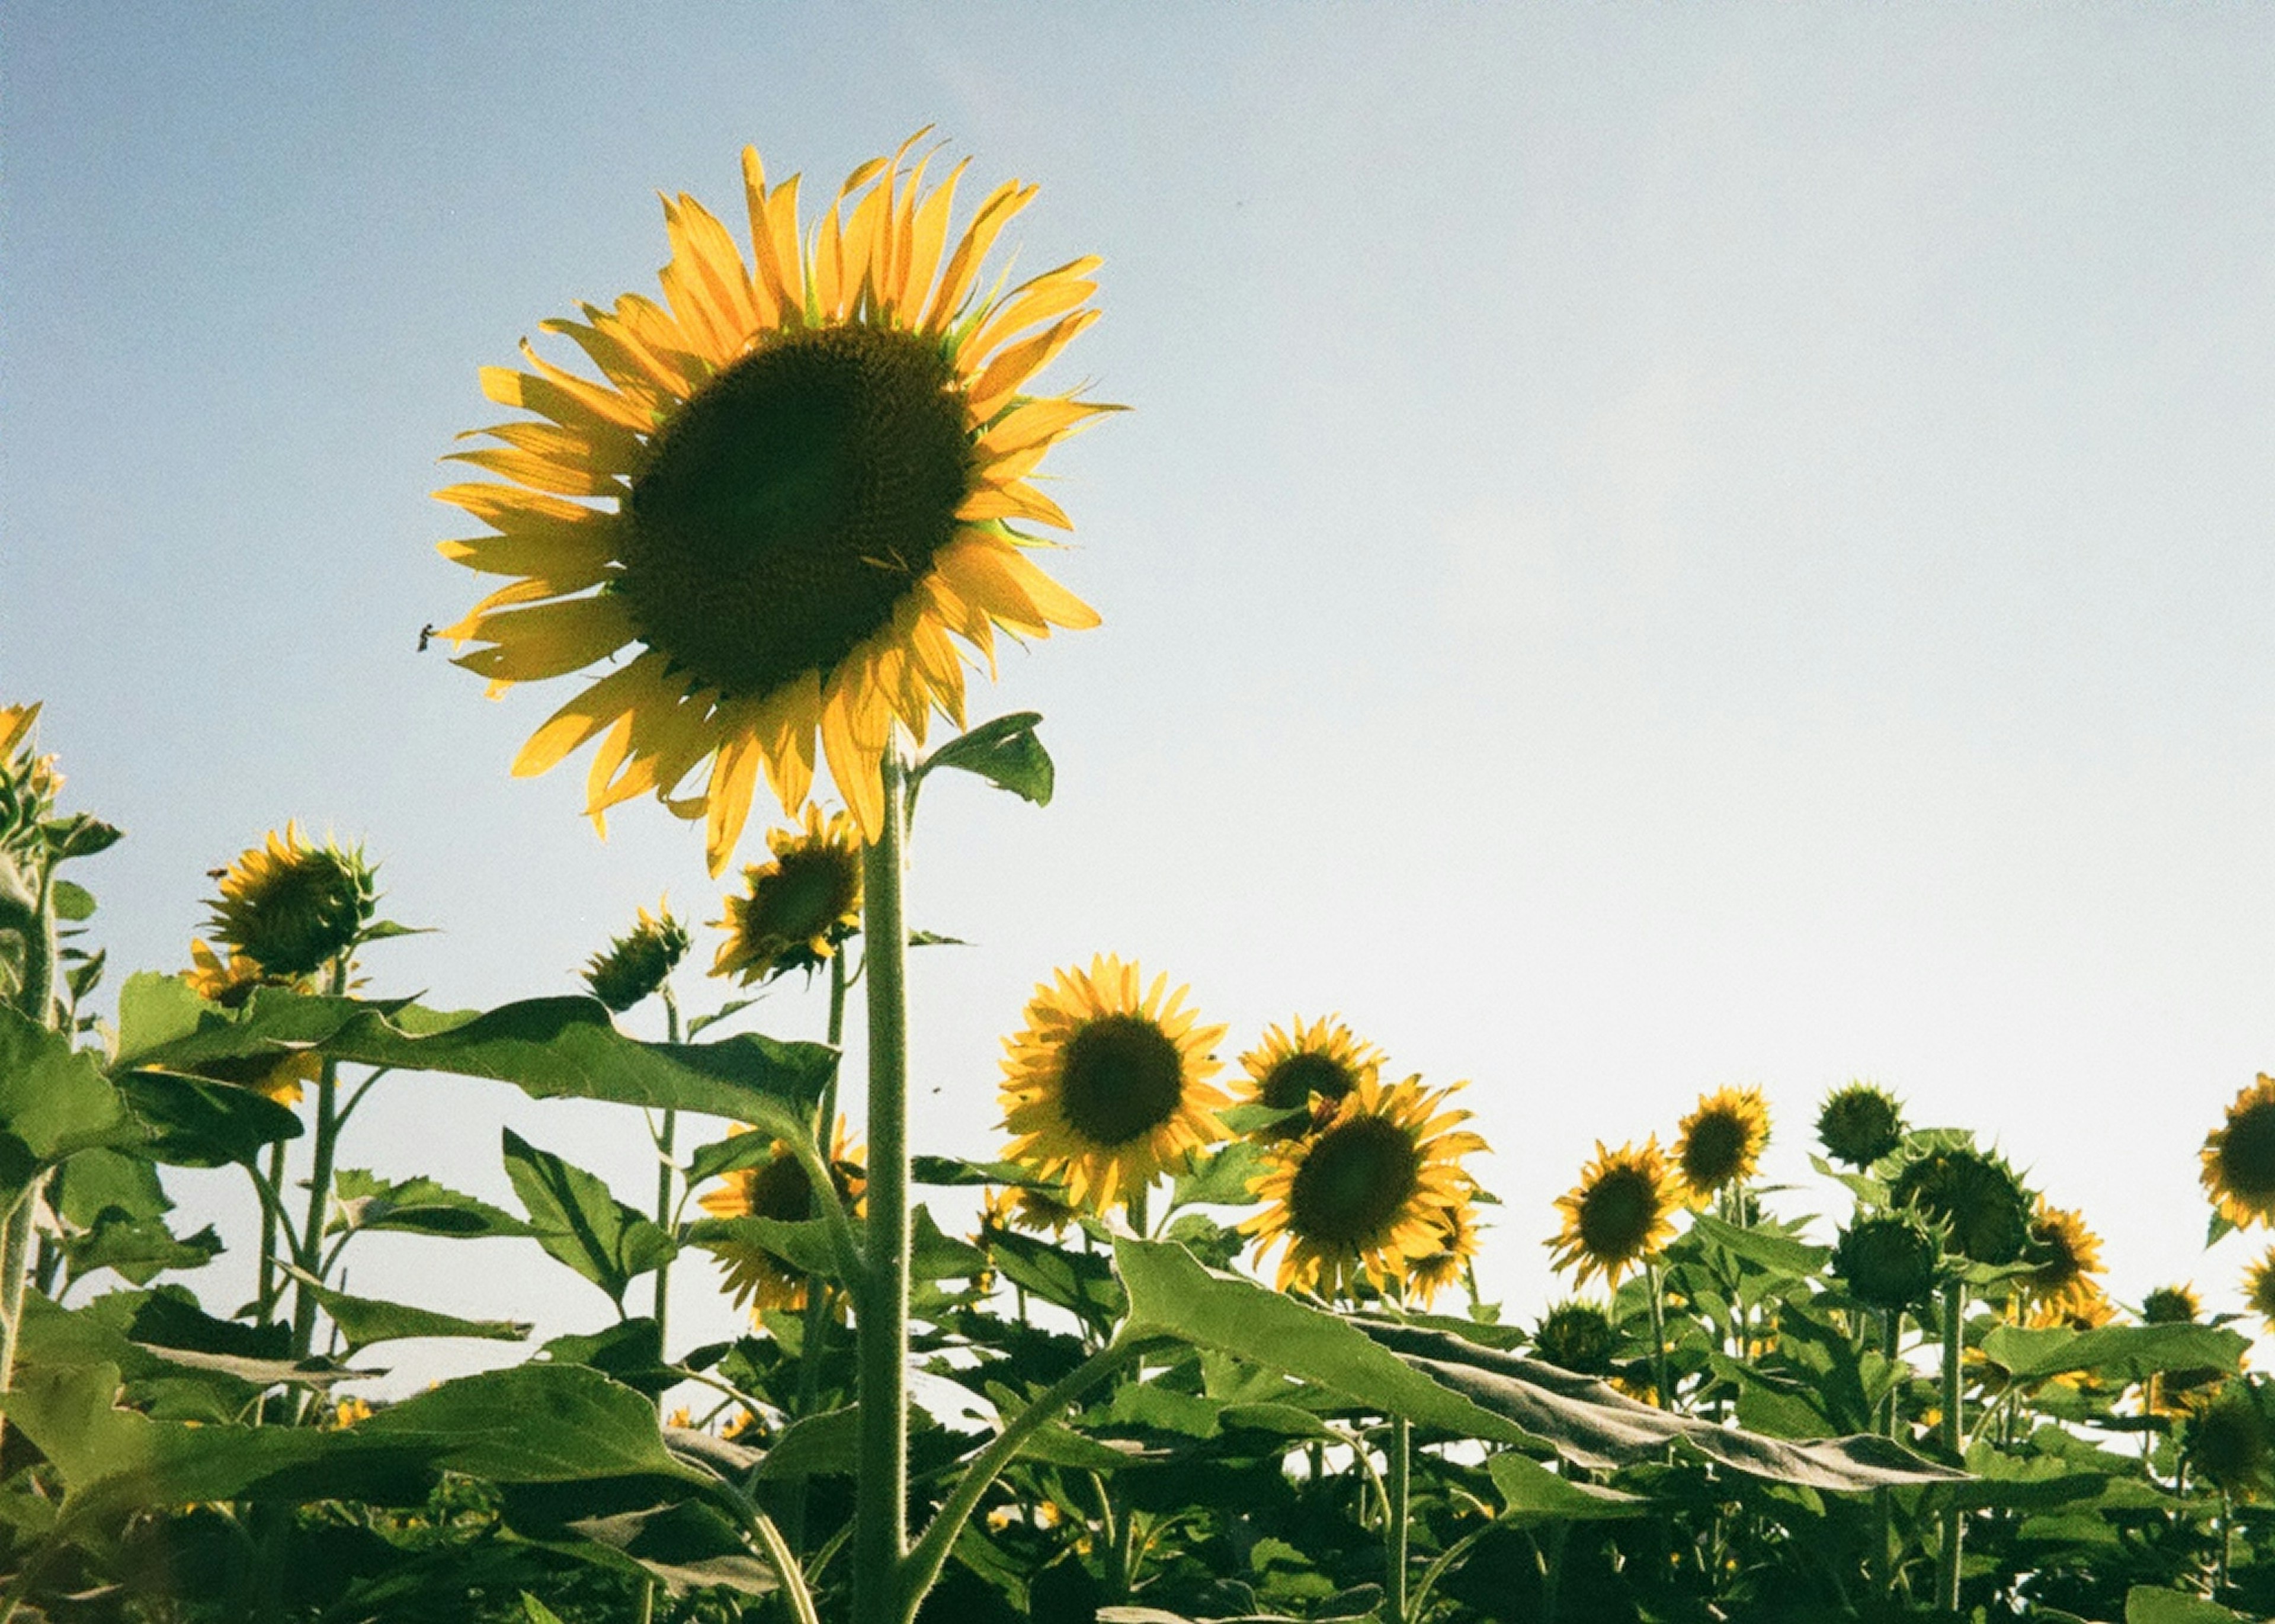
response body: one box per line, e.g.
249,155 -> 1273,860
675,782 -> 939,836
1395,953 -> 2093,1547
697,1117 -> 865,1315
2203,1074 -> 2275,1231
998,955 -> 1230,1215
2019,1198 -> 2106,1322
1672,1084 -> 1770,1206
1242,1075 -> 1485,1303
1547,1139 -> 1678,1289
582,898 -> 689,1012
1,702 -> 64,856
435,135 -> 1113,871
1238,1015 -> 1384,1141
710,806 -> 863,984
978,1181 -> 1080,1239
204,822 -> 377,979
329,1395 -> 373,1428
1405,1197 -> 1482,1309
180,941 -> 319,1106
2142,1283 -> 2203,1325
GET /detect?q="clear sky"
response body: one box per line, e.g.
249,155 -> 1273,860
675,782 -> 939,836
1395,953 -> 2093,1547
4,2 -> 2271,1386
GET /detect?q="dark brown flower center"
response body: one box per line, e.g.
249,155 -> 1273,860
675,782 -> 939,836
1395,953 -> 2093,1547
1577,1165 -> 1660,1261
1287,1115 -> 1422,1247
1058,1015 -> 1187,1148
748,847 -> 860,947
1681,1111 -> 1751,1192
1261,1051 -> 1358,1113
745,1154 -> 815,1222
2223,1101 -> 2275,1200
618,324 -> 971,699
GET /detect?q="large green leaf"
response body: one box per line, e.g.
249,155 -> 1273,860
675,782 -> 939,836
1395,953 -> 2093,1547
113,1069 -> 302,1167
1686,1211 -> 1832,1277
332,1167 -> 533,1239
287,1268 -> 531,1351
504,1129 -> 676,1308
360,1363 -> 708,1487
1354,1317 -> 1966,1491
2126,1588 -> 2249,1624
1980,1322 -> 2249,1384
1488,1450 -> 1652,1522
63,1213 -> 222,1286
0,1005 -> 135,1187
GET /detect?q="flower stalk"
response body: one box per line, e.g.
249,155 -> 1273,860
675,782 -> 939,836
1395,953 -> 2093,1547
1936,1278 -> 1966,1611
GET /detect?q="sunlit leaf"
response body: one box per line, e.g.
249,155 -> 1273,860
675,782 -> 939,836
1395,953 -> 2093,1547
503,1128 -> 675,1307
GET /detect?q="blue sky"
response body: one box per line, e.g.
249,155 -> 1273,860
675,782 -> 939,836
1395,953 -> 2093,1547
5,3 -> 2272,1382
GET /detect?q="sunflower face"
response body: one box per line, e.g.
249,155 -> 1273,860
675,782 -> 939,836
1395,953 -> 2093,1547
979,1181 -> 1079,1239
1816,1081 -> 1906,1170
582,900 -> 689,1012
1832,1210 -> 1942,1312
711,805 -> 863,984
1239,1016 -> 1384,1140
1533,1301 -> 1619,1376
1675,1085 -> 1770,1205
698,1119 -> 864,1315
437,139 -> 1112,869
204,823 -> 377,979
2021,1200 -> 2106,1320
2142,1283 -> 2203,1325
1886,1143 -> 2033,1267
1547,1139 -> 1677,1289
998,956 -> 1231,1215
1406,1202 -> 1481,1308
1242,1074 -> 1485,1302
2203,1075 -> 2275,1229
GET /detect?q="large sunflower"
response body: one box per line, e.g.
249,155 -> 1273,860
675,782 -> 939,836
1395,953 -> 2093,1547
697,1117 -> 865,1315
2203,1075 -> 2275,1231
435,136 -> 1112,870
1242,1075 -> 1485,1303
1672,1084 -> 1770,1206
1238,1015 -> 1385,1141
204,823 -> 377,980
998,955 -> 1231,1215
1547,1139 -> 1678,1289
710,805 -> 863,984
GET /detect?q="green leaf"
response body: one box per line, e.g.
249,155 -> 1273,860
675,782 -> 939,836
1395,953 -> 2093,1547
114,971 -> 215,1062
540,1318 -> 680,1398
911,1154 -> 1039,1187
56,1147 -> 171,1229
114,1069 -> 303,1167
360,1363 -> 709,1487
0,1005 -> 135,1184
332,1168 -> 533,1239
2127,1587 -> 2249,1624
355,919 -> 433,943
65,1215 -> 221,1286
752,1405 -> 860,1480
911,1203 -> 988,1282
1687,1212 -> 1831,1277
44,813 -> 123,862
50,878 -> 96,920
1487,1450 -> 1652,1522
1980,1322 -> 2250,1384
910,711 -> 1054,812
503,1128 -> 676,1307
286,1268 -> 531,1351
994,1228 -> 1126,1330
1168,1139 -> 1271,1209
687,1215 -> 840,1282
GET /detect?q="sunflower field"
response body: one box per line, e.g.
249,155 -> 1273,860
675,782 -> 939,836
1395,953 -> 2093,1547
4,135 -> 2273,1624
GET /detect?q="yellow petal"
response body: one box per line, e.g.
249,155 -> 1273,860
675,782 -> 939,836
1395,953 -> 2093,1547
819,683 -> 885,840
955,483 -> 1073,531
898,156 -> 967,323
704,731 -> 763,875
437,515 -> 617,582
926,180 -> 1033,332
966,309 -> 1101,424
967,259 -> 1101,364
442,446 -> 624,500
977,396 -> 1117,460
667,191 -> 760,347
450,595 -> 635,683
433,482 -> 594,531
511,651 -> 671,776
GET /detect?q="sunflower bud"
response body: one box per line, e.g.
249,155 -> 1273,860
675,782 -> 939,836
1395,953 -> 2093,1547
2141,1283 -> 2202,1325
1833,1210 -> 1943,1311
1816,1081 -> 1906,1170
1533,1301 -> 1619,1376
203,822 -> 377,979
582,901 -> 690,1013
1885,1142 -> 2033,1267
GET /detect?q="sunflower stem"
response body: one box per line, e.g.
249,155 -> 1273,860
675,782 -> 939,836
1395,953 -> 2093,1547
854,741 -> 912,1624
0,868 -> 56,1455
1936,1278 -> 1965,1612
1645,1260 -> 1675,1415
290,959 -> 351,1365
787,953 -> 851,1554
651,987 -> 681,1376
1386,1415 -> 1412,1624
256,1139 -> 287,1324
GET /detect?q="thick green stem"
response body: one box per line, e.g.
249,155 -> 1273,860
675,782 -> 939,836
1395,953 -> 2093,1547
652,988 -> 681,1364
289,960 -> 351,1361
1386,1416 -> 1412,1624
786,954 -> 852,1552
0,870 -> 59,1452
1936,1279 -> 1965,1612
1645,1260 -> 1675,1414
257,1139 -> 287,1324
853,742 -> 912,1624
1876,1306 -> 1901,1594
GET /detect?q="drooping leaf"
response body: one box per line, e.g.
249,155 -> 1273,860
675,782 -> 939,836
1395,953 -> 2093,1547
332,1167 -> 533,1239
503,1128 -> 676,1308
1168,1139 -> 1271,1209
539,1319 -> 680,1399
361,1363 -> 709,1487
44,814 -> 123,862
114,1069 -> 303,1167
55,1146 -> 171,1228
0,1005 -> 135,1185
909,710 -> 1054,813
752,1405 -> 861,1480
286,1268 -> 530,1351
64,1214 -> 222,1286
1980,1322 -> 2250,1385
1686,1211 -> 1832,1277
912,1154 -> 1040,1187
561,1500 -> 779,1598
1488,1450 -> 1653,1521
995,1228 -> 1126,1330
2126,1587 -> 2250,1624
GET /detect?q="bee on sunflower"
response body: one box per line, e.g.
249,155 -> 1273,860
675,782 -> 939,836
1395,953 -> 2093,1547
696,1117 -> 866,1315
582,899 -> 689,1013
1547,1138 -> 1678,1289
710,806 -> 863,984
1236,1016 -> 1385,1141
203,823 -> 377,982
179,940 -> 321,1106
434,136 -> 1114,870
1242,1075 -> 1485,1303
997,956 -> 1230,1217
2203,1075 -> 2275,1231
1672,1084 -> 1770,1207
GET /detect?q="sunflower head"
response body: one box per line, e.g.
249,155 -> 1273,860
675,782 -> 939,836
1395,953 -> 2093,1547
1406,1202 -> 1482,1309
1815,1081 -> 1907,1170
998,956 -> 1231,1215
180,940 -> 320,1106
979,1181 -> 1081,1239
1674,1085 -> 1770,1205
2187,1379 -> 2275,1499
1832,1209 -> 1943,1312
697,1117 -> 865,1315
1242,1074 -> 1486,1303
1532,1301 -> 1619,1378
436,136 -> 1113,873
2203,1075 -> 2275,1231
2020,1199 -> 2106,1321
581,899 -> 690,1013
0,702 -> 63,857
2142,1283 -> 2203,1326
1547,1139 -> 1678,1290
1885,1142 -> 2033,1267
1238,1016 -> 1385,1141
203,823 -> 377,980
710,806 -> 863,984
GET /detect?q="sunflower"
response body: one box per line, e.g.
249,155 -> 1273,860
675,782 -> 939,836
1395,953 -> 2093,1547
0,702 -> 63,860
2142,1283 -> 2203,1326
435,136 -> 1113,871
1237,1016 -> 1384,1141
1547,1138 -> 1678,1289
204,823 -> 377,980
1405,1199 -> 1481,1308
710,806 -> 863,984
998,956 -> 1231,1215
581,898 -> 689,1013
2203,1075 -> 2275,1231
180,940 -> 319,1106
1815,1080 -> 1906,1170
1885,1142 -> 2033,1267
1533,1301 -> 1619,1377
978,1181 -> 1080,1239
1832,1209 -> 1942,1313
1673,1084 -> 1770,1206
1242,1075 -> 1485,1302
2187,1379 -> 2275,1499
2019,1199 -> 2106,1322
697,1117 -> 865,1315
